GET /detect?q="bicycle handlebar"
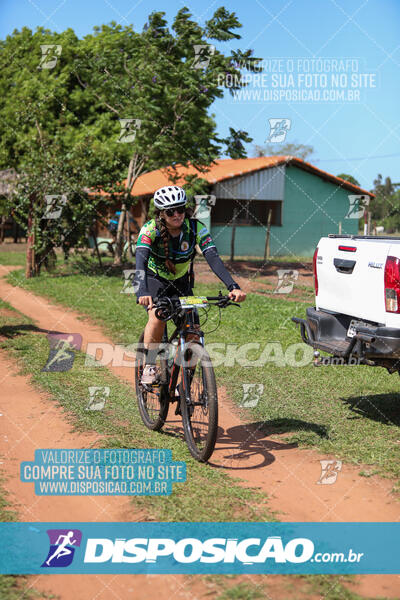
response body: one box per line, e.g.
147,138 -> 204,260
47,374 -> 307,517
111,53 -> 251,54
153,292 -> 240,322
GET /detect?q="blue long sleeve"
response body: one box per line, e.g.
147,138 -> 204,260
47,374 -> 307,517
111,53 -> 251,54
202,247 -> 240,291
134,246 -> 150,297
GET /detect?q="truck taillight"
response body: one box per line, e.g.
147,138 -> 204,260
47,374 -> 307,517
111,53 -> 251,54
338,245 -> 357,252
384,256 -> 400,313
313,247 -> 319,296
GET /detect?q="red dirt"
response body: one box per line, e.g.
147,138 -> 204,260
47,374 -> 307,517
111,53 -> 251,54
0,264 -> 399,599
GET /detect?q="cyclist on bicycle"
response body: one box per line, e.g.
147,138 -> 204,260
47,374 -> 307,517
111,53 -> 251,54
134,185 -> 246,384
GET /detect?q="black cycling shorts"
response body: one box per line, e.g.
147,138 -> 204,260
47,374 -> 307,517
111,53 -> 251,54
137,271 -> 199,324
137,271 -> 193,303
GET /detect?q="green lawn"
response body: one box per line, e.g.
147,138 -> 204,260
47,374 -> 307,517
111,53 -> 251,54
0,250 -> 26,266
6,261 -> 400,486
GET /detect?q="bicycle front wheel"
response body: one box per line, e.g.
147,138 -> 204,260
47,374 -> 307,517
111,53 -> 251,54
135,332 -> 169,431
179,343 -> 218,462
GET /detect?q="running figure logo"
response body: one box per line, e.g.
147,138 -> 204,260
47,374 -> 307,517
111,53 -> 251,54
239,383 -> 264,408
317,460 -> 342,485
41,333 -> 82,372
192,44 -> 215,69
41,529 -> 82,567
345,195 -> 369,219
267,118 -> 291,143
274,270 -> 299,294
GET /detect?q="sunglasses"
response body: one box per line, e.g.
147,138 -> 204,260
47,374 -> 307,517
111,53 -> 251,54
164,206 -> 186,217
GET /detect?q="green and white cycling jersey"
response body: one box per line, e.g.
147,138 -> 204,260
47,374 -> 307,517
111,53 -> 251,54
136,217 -> 215,280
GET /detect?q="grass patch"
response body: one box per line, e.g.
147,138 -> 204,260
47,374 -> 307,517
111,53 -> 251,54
7,261 -> 400,485
0,251 -> 26,266
216,582 -> 265,600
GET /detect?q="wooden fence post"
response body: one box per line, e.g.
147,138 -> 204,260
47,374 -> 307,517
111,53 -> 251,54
230,208 -> 238,262
264,208 -> 272,261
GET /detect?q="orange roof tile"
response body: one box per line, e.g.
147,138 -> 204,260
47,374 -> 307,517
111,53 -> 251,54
128,157 -> 374,199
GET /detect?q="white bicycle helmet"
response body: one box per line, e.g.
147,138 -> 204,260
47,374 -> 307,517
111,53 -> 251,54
153,185 -> 187,210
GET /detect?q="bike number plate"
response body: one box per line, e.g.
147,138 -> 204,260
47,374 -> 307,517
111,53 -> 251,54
346,319 -> 370,338
179,296 -> 208,308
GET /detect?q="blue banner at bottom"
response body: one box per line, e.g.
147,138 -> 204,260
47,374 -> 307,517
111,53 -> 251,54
0,522 -> 398,574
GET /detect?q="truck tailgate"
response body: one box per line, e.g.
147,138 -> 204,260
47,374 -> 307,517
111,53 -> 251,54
316,237 -> 400,326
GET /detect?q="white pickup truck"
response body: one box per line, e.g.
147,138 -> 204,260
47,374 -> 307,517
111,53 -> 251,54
292,235 -> 400,371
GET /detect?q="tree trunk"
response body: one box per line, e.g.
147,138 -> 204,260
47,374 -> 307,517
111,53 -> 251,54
113,202 -> 126,266
25,196 -> 35,278
13,221 -> 18,243
138,197 -> 147,227
0,216 -> 5,243
126,209 -> 133,261
113,154 -> 145,264
91,225 -> 103,269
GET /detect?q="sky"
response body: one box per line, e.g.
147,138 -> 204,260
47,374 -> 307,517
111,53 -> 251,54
1,0 -> 399,190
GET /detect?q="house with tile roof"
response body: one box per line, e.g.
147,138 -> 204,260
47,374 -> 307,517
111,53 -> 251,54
106,156 -> 374,257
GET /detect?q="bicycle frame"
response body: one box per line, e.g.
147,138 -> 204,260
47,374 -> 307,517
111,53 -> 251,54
160,308 -> 204,406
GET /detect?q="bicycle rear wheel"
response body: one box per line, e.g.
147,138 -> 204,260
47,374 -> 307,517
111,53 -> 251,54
179,343 -> 218,462
97,240 -> 114,257
135,332 -> 169,430
122,241 -> 136,261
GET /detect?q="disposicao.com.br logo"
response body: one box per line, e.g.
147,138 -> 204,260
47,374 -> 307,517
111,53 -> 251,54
33,528 -> 366,574
82,536 -> 360,565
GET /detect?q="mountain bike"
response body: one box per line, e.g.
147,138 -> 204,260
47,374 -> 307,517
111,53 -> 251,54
135,292 -> 240,462
97,236 -> 137,261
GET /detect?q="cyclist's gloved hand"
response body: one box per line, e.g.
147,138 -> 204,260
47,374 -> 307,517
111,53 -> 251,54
228,288 -> 246,302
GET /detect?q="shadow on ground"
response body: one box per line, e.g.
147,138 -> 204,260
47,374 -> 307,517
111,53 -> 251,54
342,393 -> 400,426
0,323 -> 67,339
210,419 -> 328,470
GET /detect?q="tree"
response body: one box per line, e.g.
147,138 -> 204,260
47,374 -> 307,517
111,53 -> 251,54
371,174 -> 400,232
8,133 -> 112,275
73,8 -> 258,264
337,173 -> 360,187
0,27 -> 118,276
253,142 -> 314,161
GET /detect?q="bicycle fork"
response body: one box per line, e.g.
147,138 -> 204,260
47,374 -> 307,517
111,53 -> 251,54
180,335 -> 192,407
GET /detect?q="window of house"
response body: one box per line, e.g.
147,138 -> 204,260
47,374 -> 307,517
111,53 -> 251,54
211,199 -> 282,226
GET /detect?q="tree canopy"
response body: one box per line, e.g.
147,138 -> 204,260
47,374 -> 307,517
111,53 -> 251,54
370,174 -> 400,233
337,173 -> 360,187
0,7 -> 260,272
253,142 -> 314,161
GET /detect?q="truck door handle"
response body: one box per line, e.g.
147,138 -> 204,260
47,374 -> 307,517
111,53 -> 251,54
333,258 -> 356,274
